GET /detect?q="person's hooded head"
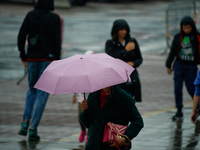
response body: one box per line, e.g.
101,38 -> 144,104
35,0 -> 54,11
180,16 -> 197,36
111,19 -> 130,40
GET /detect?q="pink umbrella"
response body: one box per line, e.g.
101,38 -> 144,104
34,53 -> 134,97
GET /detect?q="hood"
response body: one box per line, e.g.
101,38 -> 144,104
35,0 -> 54,11
111,19 -> 130,40
180,16 -> 197,35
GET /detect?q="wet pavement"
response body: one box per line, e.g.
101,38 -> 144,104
1,1 -> 200,150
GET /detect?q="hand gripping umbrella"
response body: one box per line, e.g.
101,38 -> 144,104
34,53 -> 134,99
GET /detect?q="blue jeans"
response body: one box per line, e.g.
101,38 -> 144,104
23,61 -> 50,130
174,61 -> 197,109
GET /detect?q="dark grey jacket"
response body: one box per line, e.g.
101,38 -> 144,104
17,0 -> 61,61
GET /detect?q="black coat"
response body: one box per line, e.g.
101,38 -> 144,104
105,38 -> 142,69
79,86 -> 144,150
105,19 -> 142,81
17,1 -> 61,61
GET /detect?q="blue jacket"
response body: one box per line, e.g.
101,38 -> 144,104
194,70 -> 200,96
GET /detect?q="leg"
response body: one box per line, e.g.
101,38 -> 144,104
30,61 -> 50,130
28,89 -> 49,141
28,62 -> 50,141
78,102 -> 86,142
174,62 -> 184,110
185,65 -> 197,99
30,90 -> 49,130
173,62 -> 184,120
19,62 -> 38,136
23,62 -> 38,122
78,103 -> 86,131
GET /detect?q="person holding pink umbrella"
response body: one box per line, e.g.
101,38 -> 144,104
79,85 -> 143,150
34,53 -> 139,149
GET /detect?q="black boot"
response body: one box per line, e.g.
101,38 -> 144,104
172,108 -> 183,121
28,129 -> 40,141
18,122 -> 29,136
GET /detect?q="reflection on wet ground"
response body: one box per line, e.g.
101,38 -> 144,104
18,139 -> 85,150
172,120 -> 183,149
172,120 -> 200,149
131,107 -> 200,150
185,121 -> 200,149
171,120 -> 200,149
18,140 -> 40,150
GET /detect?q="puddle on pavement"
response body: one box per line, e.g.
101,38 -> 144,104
171,120 -> 200,149
18,140 -> 85,150
18,140 -> 40,149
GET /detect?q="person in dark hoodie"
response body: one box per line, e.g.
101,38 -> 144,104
105,19 -> 143,102
17,0 -> 62,141
166,16 -> 199,121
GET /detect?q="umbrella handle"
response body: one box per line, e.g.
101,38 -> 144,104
84,93 -> 86,100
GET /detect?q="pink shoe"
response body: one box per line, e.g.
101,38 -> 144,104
85,135 -> 89,144
79,131 -> 86,142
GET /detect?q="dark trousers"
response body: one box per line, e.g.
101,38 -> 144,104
174,61 -> 198,109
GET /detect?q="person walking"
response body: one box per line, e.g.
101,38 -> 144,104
72,50 -> 94,144
79,85 -> 143,150
72,93 -> 89,144
191,70 -> 200,124
17,0 -> 62,141
166,16 -> 199,121
105,19 -> 143,102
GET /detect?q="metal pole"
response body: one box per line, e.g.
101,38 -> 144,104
16,67 -> 28,85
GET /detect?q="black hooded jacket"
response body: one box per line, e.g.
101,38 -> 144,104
17,0 -> 61,61
105,19 -> 142,69
166,16 -> 199,68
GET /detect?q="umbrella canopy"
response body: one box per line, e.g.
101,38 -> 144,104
34,53 -> 134,95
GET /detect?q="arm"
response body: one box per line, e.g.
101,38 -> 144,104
131,39 -> 143,68
17,14 -> 29,61
105,40 -> 128,60
191,95 -> 200,124
124,96 -> 144,141
166,34 -> 180,70
53,14 -> 61,60
79,99 -> 92,128
79,110 -> 91,128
